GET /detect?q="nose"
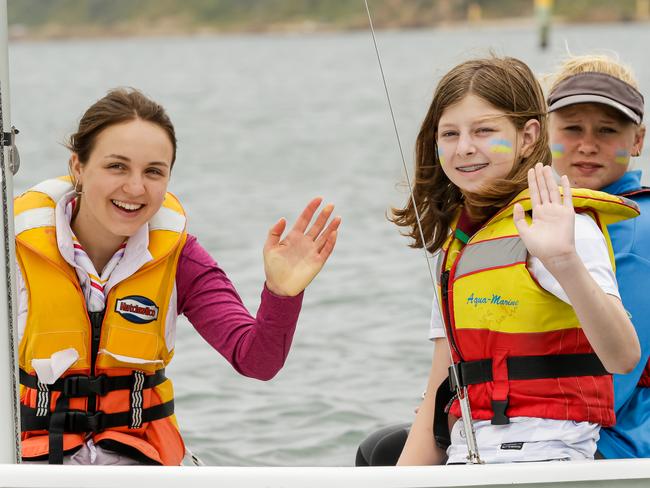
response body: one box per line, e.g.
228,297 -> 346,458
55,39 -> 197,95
577,130 -> 598,156
123,174 -> 145,196
455,132 -> 476,158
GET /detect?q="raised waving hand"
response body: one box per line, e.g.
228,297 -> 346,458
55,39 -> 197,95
263,198 -> 341,297
513,163 -> 575,268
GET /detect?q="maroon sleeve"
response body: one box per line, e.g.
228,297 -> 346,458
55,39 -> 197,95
175,234 -> 303,380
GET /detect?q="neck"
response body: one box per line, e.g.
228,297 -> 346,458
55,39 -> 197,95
71,211 -> 124,273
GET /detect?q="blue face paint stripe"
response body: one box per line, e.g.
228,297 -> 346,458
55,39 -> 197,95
490,138 -> 513,148
489,138 -> 513,153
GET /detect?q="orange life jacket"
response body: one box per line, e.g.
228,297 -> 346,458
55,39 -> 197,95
16,178 -> 187,465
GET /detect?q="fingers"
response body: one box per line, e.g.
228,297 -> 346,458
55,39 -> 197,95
291,197 -> 323,234
318,230 -> 338,262
512,202 -> 529,237
315,216 -> 342,252
264,218 -> 286,250
530,163 -> 563,207
527,165 -> 541,207
306,203 -> 335,240
561,174 -> 573,209
534,163 -> 551,205
544,165 -> 561,204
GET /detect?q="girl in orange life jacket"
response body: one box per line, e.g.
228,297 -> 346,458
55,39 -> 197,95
16,88 -> 341,465
391,56 -> 640,465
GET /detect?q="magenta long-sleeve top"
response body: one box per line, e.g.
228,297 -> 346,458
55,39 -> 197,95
175,235 -> 303,380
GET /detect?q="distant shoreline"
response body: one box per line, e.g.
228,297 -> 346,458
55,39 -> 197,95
9,16 -> 649,42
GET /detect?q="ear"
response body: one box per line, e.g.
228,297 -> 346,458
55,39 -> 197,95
519,119 -> 541,158
69,153 -> 83,182
633,124 -> 646,157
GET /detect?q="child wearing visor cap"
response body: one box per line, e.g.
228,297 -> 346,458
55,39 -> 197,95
547,54 -> 650,459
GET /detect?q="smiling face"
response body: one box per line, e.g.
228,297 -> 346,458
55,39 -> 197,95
549,103 -> 645,190
70,118 -> 174,252
436,94 -> 539,194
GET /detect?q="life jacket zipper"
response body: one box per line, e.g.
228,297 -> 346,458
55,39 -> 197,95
87,310 -> 105,412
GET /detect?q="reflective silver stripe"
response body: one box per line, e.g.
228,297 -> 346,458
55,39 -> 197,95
14,178 -> 69,235
36,382 -> 49,417
434,250 -> 443,285
149,206 -> 185,233
14,207 -> 55,236
130,371 -> 145,429
30,178 -> 72,202
455,237 -> 527,280
619,195 -> 640,213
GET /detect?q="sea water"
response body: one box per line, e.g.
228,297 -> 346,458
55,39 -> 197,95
9,22 -> 650,466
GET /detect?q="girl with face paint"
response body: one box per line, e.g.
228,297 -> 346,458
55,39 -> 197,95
547,54 -> 650,460
384,56 -> 640,466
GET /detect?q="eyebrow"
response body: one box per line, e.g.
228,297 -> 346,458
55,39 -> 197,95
104,154 -> 170,166
438,115 -> 502,128
474,114 -> 505,123
105,154 -> 130,161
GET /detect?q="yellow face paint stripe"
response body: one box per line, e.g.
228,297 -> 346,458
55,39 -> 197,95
551,143 -> 565,159
615,149 -> 630,165
489,139 -> 513,154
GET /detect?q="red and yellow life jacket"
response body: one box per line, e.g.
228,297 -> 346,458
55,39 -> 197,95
15,177 -> 188,465
438,188 -> 639,427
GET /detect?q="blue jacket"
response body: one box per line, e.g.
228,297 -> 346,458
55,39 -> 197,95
598,170 -> 650,459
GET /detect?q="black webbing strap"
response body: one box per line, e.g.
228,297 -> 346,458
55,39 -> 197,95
21,399 -> 175,434
449,353 -> 608,389
48,395 -> 70,464
433,379 -> 454,450
19,368 -> 167,397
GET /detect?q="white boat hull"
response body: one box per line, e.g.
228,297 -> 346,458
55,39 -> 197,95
1,459 -> 650,488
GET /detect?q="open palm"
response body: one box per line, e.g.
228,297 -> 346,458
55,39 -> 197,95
263,198 -> 341,297
513,164 -> 576,265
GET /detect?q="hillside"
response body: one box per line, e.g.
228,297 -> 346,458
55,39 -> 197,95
7,0 -> 646,39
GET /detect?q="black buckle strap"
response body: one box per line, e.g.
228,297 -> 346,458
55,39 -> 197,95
64,410 -> 107,433
491,399 -> 510,426
21,399 -> 175,433
63,375 -> 108,397
448,353 -> 608,389
20,368 -> 167,397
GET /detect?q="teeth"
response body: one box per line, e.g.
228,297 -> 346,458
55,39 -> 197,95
457,164 -> 488,172
112,200 -> 143,211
